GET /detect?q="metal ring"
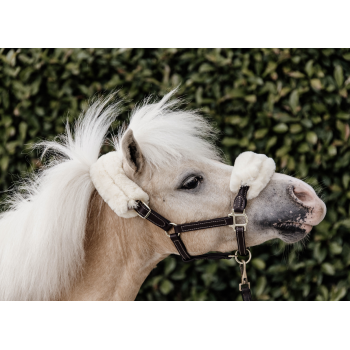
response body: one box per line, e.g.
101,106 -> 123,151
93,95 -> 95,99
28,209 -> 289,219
165,223 -> 177,237
233,248 -> 251,265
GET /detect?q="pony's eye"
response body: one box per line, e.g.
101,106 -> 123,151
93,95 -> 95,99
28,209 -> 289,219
181,176 -> 203,190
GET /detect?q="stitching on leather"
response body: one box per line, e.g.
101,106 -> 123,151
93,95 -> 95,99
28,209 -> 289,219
236,228 -> 243,254
151,211 -> 167,227
180,219 -> 226,230
181,221 -> 228,232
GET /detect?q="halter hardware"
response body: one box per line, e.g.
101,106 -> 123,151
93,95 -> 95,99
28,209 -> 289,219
165,223 -> 178,237
228,209 -> 248,231
134,185 -> 253,301
136,201 -> 151,220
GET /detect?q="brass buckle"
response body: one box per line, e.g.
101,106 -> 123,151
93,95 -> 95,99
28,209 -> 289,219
228,209 -> 248,231
137,201 -> 151,220
165,223 -> 178,237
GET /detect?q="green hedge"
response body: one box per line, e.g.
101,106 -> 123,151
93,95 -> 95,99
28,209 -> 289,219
1,48 -> 349,300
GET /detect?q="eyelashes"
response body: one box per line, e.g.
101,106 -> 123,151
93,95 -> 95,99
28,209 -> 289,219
180,175 -> 203,190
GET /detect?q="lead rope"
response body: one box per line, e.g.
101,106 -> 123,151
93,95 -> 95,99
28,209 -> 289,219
135,185 -> 252,301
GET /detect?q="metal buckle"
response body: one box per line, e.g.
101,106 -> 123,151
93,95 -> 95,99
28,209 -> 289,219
137,201 -> 151,220
228,209 -> 248,231
165,223 -> 178,237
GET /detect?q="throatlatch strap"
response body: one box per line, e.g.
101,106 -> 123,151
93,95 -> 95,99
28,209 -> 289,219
169,233 -> 232,263
135,201 -> 233,262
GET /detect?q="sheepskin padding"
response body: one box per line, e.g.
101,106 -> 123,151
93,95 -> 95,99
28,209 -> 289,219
92,151 -> 275,218
230,151 -> 276,200
90,151 -> 149,218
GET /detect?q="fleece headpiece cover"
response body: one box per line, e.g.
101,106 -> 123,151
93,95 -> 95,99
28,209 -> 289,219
90,151 -> 149,218
90,151 -> 275,218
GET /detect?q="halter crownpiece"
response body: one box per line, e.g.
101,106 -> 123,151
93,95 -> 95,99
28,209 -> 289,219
90,150 -> 276,301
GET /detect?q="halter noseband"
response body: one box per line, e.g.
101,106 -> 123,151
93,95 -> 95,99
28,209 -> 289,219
135,185 -> 252,301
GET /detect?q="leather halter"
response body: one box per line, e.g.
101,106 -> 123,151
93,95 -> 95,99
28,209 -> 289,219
135,185 -> 253,301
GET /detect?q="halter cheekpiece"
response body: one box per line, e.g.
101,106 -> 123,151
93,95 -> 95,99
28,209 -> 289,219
135,185 -> 253,301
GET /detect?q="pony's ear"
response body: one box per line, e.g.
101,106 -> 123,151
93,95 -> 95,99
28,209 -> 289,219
121,129 -> 144,173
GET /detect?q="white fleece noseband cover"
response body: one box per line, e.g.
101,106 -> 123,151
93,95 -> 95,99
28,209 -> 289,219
230,151 -> 276,200
90,152 -> 149,218
90,151 -> 275,218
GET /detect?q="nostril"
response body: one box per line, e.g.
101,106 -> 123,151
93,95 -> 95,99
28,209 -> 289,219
293,190 -> 309,202
292,184 -> 314,205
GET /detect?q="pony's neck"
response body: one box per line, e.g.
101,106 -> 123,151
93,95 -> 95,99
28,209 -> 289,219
62,192 -> 170,301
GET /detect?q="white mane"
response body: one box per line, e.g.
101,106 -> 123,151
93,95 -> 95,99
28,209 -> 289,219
114,89 -> 223,167
0,88 -> 221,300
0,94 -> 121,300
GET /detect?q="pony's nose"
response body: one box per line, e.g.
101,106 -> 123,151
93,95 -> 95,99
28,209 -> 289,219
290,180 -> 326,225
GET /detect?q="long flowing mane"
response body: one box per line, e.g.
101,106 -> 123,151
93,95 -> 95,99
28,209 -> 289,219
0,94 -> 120,300
0,89 -> 221,300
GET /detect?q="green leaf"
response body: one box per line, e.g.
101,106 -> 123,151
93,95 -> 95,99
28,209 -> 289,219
288,71 -> 305,78
199,63 -> 215,73
297,142 -> 309,153
334,218 -> 350,230
328,145 -> 337,157
164,257 -> 176,275
160,279 -> 174,295
342,174 -> 350,189
305,60 -> 314,77
314,243 -> 327,263
252,258 -> 266,270
310,79 -> 322,90
330,287 -> 346,301
329,242 -> 342,255
244,95 -> 256,103
255,276 -> 267,296
273,123 -> 288,133
321,263 -> 335,276
334,65 -> 344,87
265,136 -> 277,152
290,124 -> 302,133
263,61 -> 277,77
306,131 -> 318,144
19,122 -> 27,141
254,128 -> 269,139
336,112 -> 350,120
289,90 -> 299,114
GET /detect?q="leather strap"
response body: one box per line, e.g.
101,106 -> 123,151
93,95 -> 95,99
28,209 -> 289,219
233,186 -> 249,214
239,263 -> 252,301
135,201 -> 233,262
174,216 -> 233,235
135,201 -> 174,232
134,185 -> 252,300
169,233 -> 232,263
233,186 -> 249,256
241,284 -> 252,301
134,185 -> 250,260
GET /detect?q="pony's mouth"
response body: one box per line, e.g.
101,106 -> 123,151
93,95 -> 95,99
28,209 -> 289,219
274,222 -> 312,243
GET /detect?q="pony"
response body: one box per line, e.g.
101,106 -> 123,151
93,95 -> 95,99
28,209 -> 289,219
0,89 -> 326,300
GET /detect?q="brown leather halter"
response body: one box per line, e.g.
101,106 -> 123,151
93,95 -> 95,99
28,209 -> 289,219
135,186 -> 252,301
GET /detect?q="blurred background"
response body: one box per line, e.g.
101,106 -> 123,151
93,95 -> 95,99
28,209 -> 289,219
0,48 -> 349,301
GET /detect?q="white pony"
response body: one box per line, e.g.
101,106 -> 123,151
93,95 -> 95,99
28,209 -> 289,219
0,89 -> 326,300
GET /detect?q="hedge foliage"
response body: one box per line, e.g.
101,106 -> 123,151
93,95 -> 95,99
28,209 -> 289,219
1,48 -> 349,301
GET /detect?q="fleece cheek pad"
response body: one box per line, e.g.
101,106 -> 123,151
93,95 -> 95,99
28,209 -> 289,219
90,151 -> 275,218
229,151 -> 276,200
90,151 -> 149,218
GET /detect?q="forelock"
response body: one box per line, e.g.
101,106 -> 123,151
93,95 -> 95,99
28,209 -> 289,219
114,88 -> 223,168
